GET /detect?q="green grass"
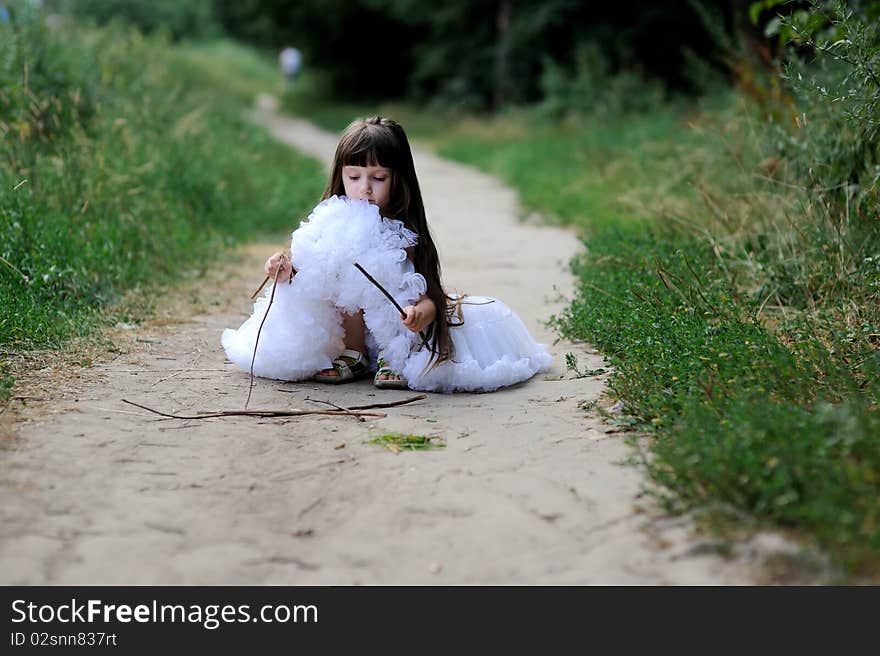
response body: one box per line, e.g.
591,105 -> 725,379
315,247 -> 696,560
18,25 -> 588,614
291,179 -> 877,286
280,80 -> 451,146
367,432 -> 445,452
0,360 -> 12,402
175,39 -> 285,106
553,229 -> 879,568
0,16 -> 325,381
285,88 -> 879,575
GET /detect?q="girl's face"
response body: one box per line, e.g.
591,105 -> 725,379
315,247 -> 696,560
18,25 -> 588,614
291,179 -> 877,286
342,165 -> 392,214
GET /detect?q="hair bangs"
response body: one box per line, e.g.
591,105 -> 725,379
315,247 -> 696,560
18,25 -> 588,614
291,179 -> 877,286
339,124 -> 400,170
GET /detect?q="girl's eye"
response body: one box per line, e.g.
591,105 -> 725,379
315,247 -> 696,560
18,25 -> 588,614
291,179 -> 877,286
373,177 -> 386,182
348,176 -> 360,181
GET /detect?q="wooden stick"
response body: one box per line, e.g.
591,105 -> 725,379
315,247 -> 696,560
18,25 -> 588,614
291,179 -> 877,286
274,392 -> 428,410
305,396 -> 366,422
346,394 -> 428,410
247,255 -> 291,408
250,275 -> 271,300
353,261 -> 406,317
353,261 -> 429,348
250,262 -> 296,299
122,399 -> 386,420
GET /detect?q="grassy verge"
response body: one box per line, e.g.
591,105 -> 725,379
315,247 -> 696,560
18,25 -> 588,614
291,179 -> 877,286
0,14 -> 325,399
286,90 -> 879,574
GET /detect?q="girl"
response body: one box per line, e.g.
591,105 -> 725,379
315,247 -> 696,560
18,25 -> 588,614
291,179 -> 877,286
222,117 -> 552,393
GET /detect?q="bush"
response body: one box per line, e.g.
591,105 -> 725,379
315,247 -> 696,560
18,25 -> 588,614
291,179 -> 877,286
538,42 -> 666,119
732,0 -> 880,378
767,0 -> 880,218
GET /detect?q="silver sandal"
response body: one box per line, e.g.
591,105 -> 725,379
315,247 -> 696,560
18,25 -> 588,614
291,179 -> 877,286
374,357 -> 409,390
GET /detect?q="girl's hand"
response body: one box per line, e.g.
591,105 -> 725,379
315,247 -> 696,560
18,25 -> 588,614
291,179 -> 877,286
402,297 -> 436,333
264,252 -> 293,280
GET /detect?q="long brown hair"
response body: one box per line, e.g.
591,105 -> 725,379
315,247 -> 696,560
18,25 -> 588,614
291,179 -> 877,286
322,116 -> 453,367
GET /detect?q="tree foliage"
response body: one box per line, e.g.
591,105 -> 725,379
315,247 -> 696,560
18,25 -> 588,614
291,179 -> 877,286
215,0 -> 731,110
52,0 -> 220,41
213,0 -> 419,99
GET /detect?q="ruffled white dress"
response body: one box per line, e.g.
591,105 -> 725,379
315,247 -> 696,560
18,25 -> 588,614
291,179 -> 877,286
221,196 -> 552,393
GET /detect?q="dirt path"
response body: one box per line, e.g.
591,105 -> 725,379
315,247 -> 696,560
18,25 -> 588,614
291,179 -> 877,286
0,112 -> 784,584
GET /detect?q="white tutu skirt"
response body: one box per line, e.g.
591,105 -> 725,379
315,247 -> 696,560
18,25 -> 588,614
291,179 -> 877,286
221,196 -> 552,393
405,295 -> 553,393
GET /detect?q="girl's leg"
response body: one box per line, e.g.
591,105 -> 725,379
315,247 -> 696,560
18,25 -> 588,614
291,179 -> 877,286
317,311 -> 367,378
341,310 -> 366,354
375,357 -> 405,383
317,310 -> 403,383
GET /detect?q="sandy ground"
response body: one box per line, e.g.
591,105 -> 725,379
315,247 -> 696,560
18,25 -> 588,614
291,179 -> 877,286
0,110 -> 805,585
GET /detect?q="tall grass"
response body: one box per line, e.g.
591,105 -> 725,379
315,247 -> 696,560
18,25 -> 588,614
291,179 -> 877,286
0,11 -> 325,395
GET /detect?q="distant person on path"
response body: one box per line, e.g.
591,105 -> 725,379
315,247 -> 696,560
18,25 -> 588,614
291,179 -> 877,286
222,117 -> 552,392
279,46 -> 301,86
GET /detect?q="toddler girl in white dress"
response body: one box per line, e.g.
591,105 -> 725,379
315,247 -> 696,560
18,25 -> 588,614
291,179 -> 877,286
222,116 -> 551,393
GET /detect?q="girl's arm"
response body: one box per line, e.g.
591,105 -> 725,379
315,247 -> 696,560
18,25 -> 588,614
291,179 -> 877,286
402,246 -> 435,333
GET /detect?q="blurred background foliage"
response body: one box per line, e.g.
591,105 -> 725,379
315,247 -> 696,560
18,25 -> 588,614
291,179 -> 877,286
40,0 -> 747,109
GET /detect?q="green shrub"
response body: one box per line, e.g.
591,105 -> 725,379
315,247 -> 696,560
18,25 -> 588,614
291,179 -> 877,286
767,0 -> 879,219
64,0 -> 219,41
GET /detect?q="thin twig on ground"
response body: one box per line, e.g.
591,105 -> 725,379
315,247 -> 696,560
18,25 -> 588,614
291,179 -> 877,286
305,396 -> 366,422
275,391 -> 428,411
121,398 -> 386,420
